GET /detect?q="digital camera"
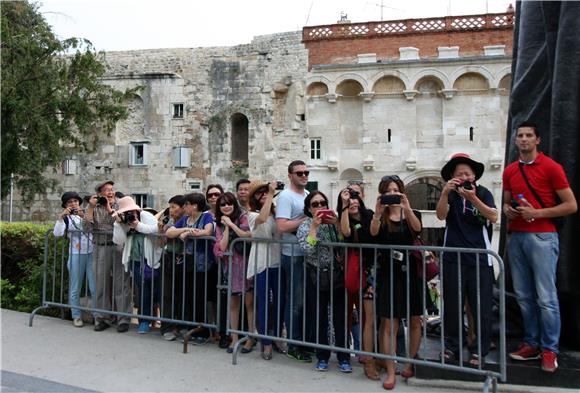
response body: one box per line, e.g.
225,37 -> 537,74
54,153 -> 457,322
97,196 -> 108,206
122,211 -> 137,224
70,208 -> 78,215
380,194 -> 401,205
457,180 -> 473,190
275,181 -> 285,190
348,188 -> 360,199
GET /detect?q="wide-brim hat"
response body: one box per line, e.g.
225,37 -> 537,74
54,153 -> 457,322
441,153 -> 485,181
116,196 -> 142,214
248,180 -> 270,201
61,191 -> 83,208
95,180 -> 114,193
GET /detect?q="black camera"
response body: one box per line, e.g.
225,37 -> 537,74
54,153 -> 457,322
122,211 -> 137,224
457,180 -> 473,190
380,194 -> 401,205
70,208 -> 78,215
275,181 -> 285,190
97,196 -> 108,206
162,215 -> 170,225
348,188 -> 360,199
510,199 -> 520,209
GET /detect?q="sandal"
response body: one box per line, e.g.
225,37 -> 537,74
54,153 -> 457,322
363,358 -> 380,380
468,353 -> 485,368
440,349 -> 456,362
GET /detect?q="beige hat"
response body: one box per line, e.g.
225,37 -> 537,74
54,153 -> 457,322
116,196 -> 142,214
248,180 -> 270,201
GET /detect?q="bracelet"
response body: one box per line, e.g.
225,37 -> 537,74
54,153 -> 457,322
306,235 -> 318,246
342,206 -> 350,211
372,216 -> 381,222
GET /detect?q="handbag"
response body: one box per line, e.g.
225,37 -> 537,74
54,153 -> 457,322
411,236 -> 439,281
344,225 -> 366,293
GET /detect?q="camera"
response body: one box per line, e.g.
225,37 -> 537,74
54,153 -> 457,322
510,199 -> 520,209
161,207 -> 171,225
70,208 -> 78,215
97,196 -> 108,206
122,211 -> 137,224
380,194 -> 401,205
275,181 -> 285,190
457,180 -> 473,190
348,188 -> 360,199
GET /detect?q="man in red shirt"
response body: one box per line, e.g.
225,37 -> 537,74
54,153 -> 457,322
503,122 -> 577,372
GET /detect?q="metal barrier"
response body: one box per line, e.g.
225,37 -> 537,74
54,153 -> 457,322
29,229 -> 223,352
30,229 -> 505,393
227,236 -> 506,393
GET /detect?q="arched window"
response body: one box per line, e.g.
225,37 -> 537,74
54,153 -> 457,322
406,177 -> 444,211
231,113 -> 248,162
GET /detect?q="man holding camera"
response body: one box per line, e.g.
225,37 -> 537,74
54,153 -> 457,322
436,153 -> 497,367
503,122 -> 577,372
85,180 -> 132,332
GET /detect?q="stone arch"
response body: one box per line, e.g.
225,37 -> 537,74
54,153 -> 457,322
498,74 -> 512,90
415,76 -> 444,94
372,76 -> 406,94
333,73 -> 368,94
339,168 -> 364,181
369,70 -> 410,91
450,66 -> 493,89
405,175 -> 445,211
307,82 -> 329,96
411,69 -> 450,90
336,79 -> 364,97
231,112 -> 249,162
493,66 -> 512,89
453,72 -> 490,90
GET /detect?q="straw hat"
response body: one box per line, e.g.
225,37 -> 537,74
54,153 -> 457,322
248,180 -> 270,201
116,196 -> 142,214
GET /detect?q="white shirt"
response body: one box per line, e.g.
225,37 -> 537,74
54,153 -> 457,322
246,212 -> 281,278
53,215 -> 93,254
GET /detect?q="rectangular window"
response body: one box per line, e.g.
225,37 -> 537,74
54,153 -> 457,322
62,159 -> 77,175
172,103 -> 184,119
187,180 -> 202,191
130,142 -> 148,166
133,193 -> 149,208
310,138 -> 321,160
173,146 -> 191,168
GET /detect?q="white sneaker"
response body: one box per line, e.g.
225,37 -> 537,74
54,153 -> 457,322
163,331 -> 178,341
73,318 -> 84,327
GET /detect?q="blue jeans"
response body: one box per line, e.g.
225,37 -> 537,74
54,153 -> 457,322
281,254 -> 305,343
68,253 -> 96,319
508,232 -> 560,353
256,267 -> 284,346
133,261 -> 161,324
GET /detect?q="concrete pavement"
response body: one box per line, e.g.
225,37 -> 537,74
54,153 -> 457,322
1,309 -> 576,392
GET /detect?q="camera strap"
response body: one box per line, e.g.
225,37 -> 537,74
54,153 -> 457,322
518,162 -> 546,208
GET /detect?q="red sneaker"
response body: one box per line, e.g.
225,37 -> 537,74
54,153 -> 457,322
509,343 -> 540,361
541,350 -> 558,372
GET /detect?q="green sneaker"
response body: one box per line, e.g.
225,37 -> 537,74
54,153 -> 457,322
287,347 -> 312,363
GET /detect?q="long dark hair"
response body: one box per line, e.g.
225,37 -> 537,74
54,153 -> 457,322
249,185 -> 276,216
303,190 -> 330,218
215,192 -> 242,228
378,177 -> 406,233
336,191 -> 367,221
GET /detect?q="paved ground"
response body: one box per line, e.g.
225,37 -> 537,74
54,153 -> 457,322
1,309 -> 577,393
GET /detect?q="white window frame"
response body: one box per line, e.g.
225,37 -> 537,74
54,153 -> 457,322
172,103 -> 184,119
173,146 -> 191,168
132,193 -> 149,208
187,180 -> 202,191
129,142 -> 149,166
310,138 -> 321,160
63,159 -> 77,175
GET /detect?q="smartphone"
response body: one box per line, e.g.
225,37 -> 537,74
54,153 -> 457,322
316,209 -> 336,223
380,194 -> 401,205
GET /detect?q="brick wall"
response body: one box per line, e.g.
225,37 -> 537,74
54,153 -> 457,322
303,12 -> 514,68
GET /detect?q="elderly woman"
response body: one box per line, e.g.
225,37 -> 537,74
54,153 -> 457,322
297,190 -> 352,374
112,196 -> 161,334
370,176 -> 423,390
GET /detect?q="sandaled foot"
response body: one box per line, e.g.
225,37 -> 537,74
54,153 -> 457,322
468,353 -> 485,368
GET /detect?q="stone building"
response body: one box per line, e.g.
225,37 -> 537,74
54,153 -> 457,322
4,10 -> 514,248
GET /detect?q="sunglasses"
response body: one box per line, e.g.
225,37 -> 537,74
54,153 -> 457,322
381,175 -> 400,182
293,171 -> 310,177
207,192 -> 221,199
254,187 -> 268,196
220,201 -> 234,207
310,200 -> 327,208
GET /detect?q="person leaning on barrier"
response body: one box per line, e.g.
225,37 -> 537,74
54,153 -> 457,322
156,195 -> 187,341
503,122 -> 577,373
165,193 -> 215,344
337,187 -> 379,380
84,180 -> 132,333
205,184 -> 224,219
112,196 -> 162,334
436,153 -> 497,368
213,192 -> 255,354
246,180 -> 284,360
53,191 -> 96,328
369,175 -> 423,390
297,190 -> 353,374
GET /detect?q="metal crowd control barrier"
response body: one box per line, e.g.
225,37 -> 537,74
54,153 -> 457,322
29,229 -> 223,353
227,236 -> 506,393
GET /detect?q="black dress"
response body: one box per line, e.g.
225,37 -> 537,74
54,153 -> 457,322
375,210 -> 423,319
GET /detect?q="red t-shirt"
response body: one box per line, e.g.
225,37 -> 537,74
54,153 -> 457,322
503,152 -> 570,232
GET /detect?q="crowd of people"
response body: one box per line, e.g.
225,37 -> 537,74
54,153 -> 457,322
53,121 -> 576,389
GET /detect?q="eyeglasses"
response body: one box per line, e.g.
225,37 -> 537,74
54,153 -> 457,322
220,202 -> 234,207
207,192 -> 221,199
310,200 -> 327,208
381,175 -> 400,182
293,171 -> 310,177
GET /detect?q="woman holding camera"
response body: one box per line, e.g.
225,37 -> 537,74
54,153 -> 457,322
370,176 -> 423,390
213,192 -> 255,353
297,191 -> 352,373
112,196 -> 162,334
53,192 -> 96,328
337,188 -> 379,380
